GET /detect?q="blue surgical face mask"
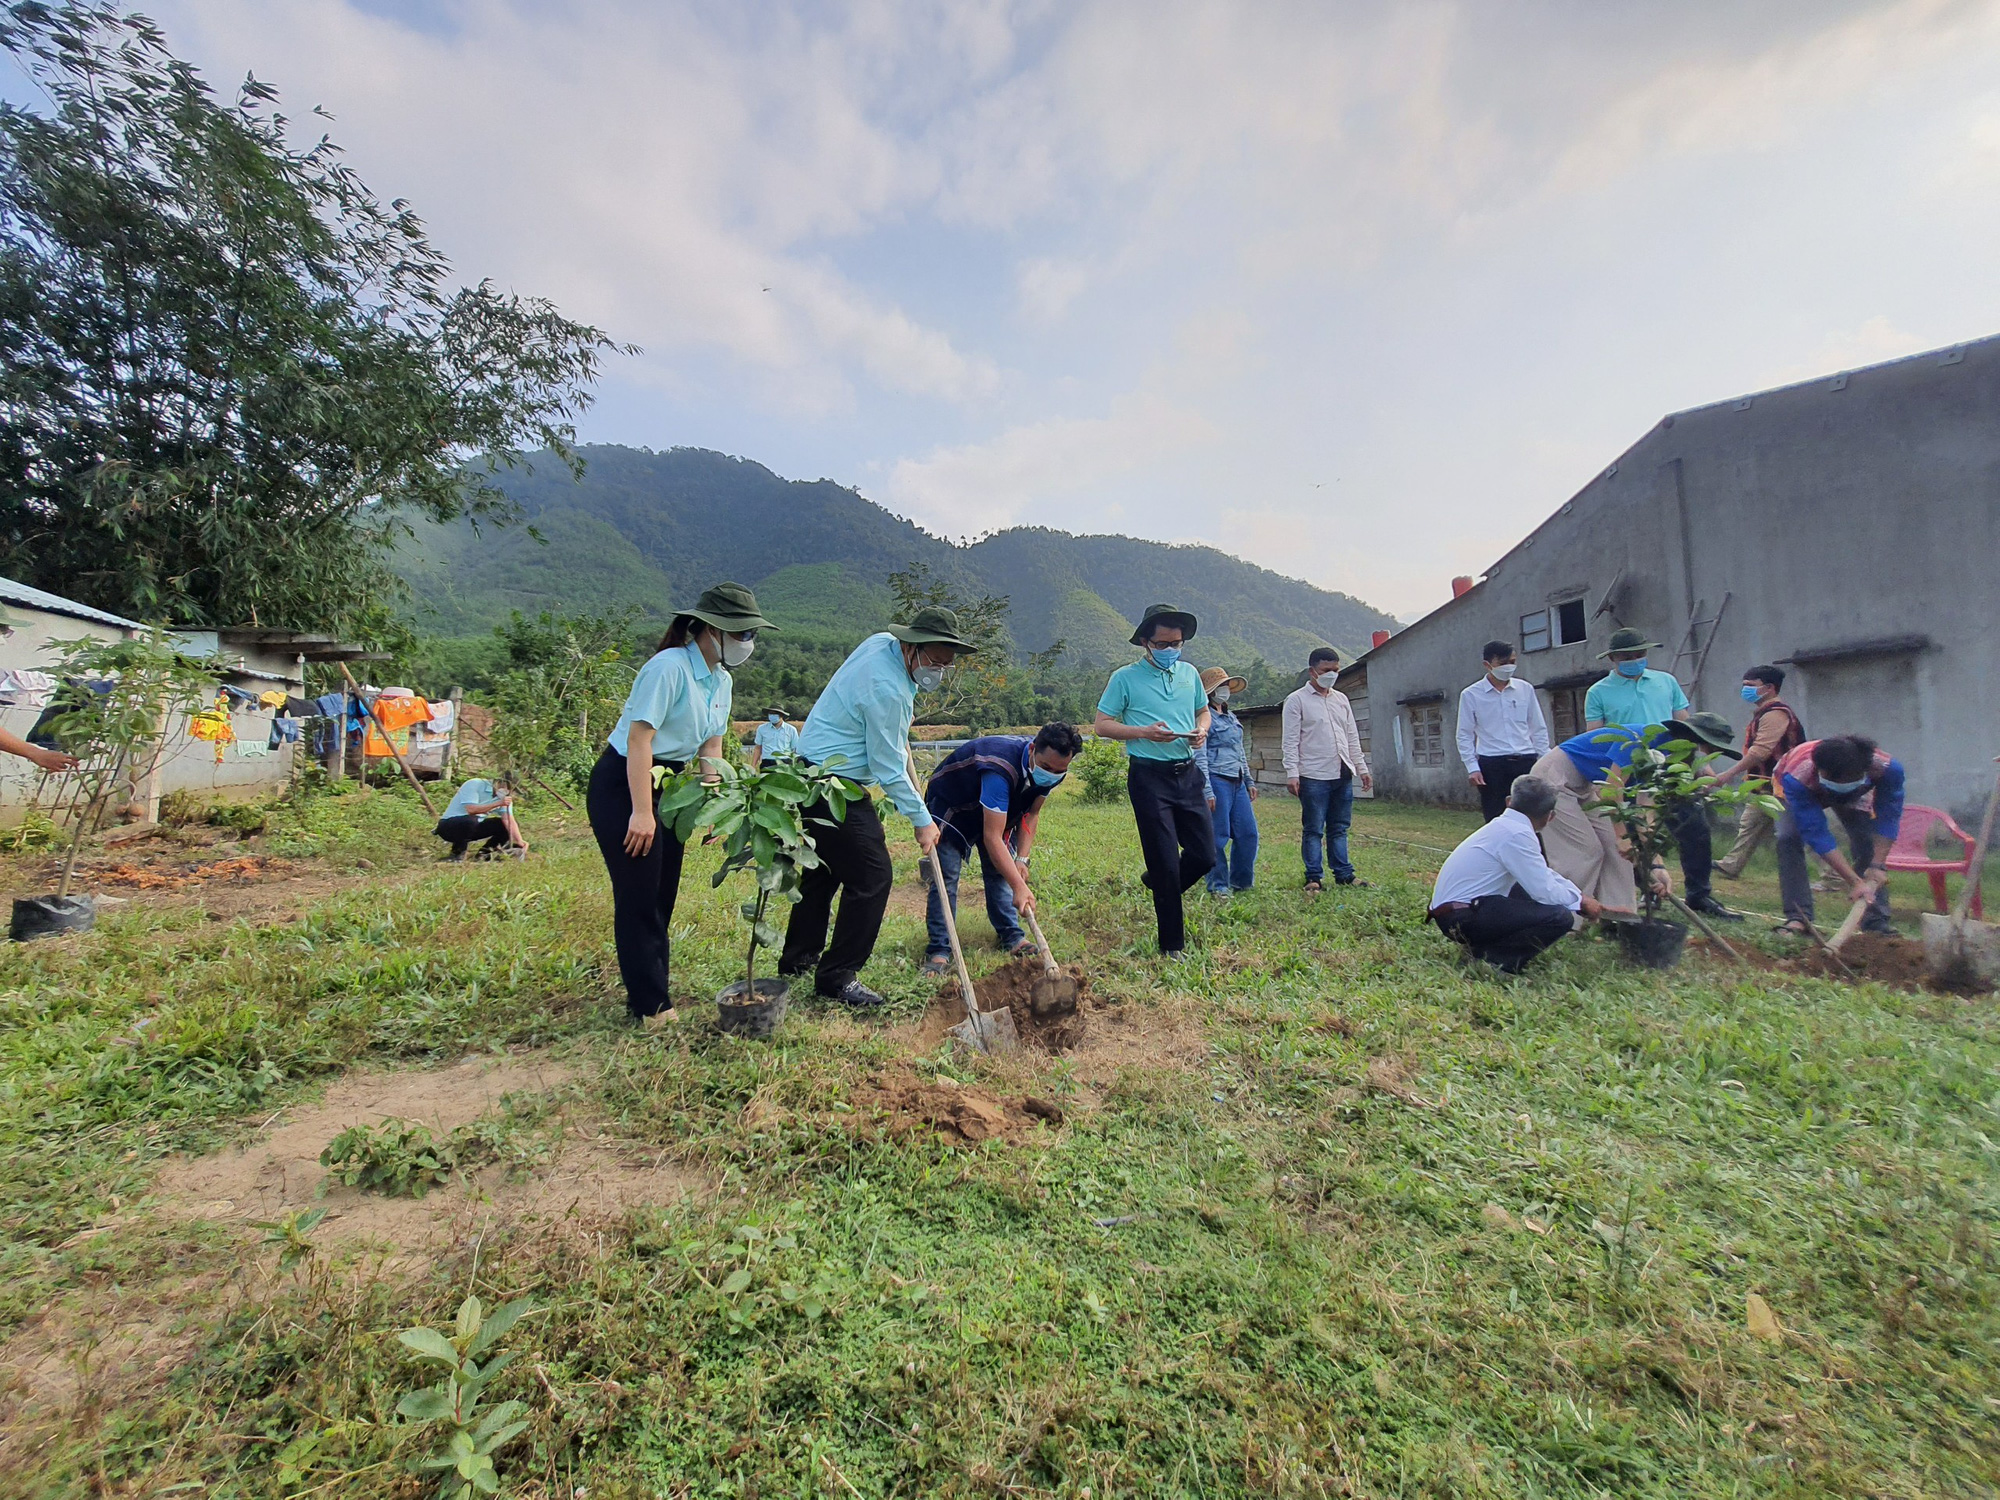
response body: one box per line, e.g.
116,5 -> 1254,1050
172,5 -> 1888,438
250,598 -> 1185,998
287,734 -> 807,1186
1819,775 -> 1869,796
768,712 -> 782,724
1615,658 -> 1647,678
1740,685 -> 1760,703
1148,645 -> 1181,669
1029,763 -> 1065,789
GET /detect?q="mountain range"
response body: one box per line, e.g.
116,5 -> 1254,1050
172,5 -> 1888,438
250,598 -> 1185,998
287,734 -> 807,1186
396,445 -> 1396,669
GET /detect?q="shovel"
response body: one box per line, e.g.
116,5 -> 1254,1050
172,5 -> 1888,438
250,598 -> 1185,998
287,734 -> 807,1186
1922,760 -> 2000,990
929,842 -> 1019,1055
1019,904 -> 1079,1017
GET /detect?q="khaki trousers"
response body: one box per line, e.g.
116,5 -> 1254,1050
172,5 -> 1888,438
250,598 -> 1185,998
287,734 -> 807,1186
1528,746 -> 1637,909
1715,798 -> 1772,878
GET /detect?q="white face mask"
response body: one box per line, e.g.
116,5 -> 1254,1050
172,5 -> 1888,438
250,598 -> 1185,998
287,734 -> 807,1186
1490,663 -> 1516,681
913,660 -> 945,693
721,633 -> 755,668
1315,669 -> 1340,688
1211,686 -> 1231,705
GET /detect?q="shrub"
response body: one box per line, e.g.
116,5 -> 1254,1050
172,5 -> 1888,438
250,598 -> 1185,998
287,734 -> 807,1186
1073,737 -> 1127,803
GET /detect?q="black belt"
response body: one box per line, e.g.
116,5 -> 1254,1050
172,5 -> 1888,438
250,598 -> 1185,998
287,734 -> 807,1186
1428,901 -> 1473,925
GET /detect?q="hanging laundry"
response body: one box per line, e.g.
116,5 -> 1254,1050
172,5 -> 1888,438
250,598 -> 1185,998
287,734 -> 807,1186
188,708 -> 236,763
285,695 -> 318,718
377,686 -> 415,699
219,684 -> 261,709
269,717 -> 302,748
0,668 -> 56,710
426,699 -> 457,733
314,692 -> 347,720
258,689 -> 288,709
370,695 -> 433,733
236,740 -> 270,758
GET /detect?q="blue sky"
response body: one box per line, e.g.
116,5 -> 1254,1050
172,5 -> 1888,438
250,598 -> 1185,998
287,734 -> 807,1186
123,1 -> 2000,616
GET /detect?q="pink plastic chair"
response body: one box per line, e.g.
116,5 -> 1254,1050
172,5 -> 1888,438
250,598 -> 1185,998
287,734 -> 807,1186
1885,806 -> 1983,917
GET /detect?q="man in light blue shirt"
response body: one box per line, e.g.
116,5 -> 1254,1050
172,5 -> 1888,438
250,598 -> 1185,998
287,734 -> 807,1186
1581,626 -> 1736,921
1093,603 -> 1214,954
781,606 -> 980,1008
748,707 -> 800,769
436,775 -> 524,859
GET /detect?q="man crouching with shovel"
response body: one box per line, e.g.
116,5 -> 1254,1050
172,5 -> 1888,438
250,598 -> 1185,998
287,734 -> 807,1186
919,722 -> 1084,977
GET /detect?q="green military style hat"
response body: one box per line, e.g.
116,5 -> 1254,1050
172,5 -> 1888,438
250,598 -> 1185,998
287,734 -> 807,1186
1663,710 -> 1743,759
678,581 -> 777,634
888,605 -> 980,652
1597,627 -> 1663,658
1129,603 -> 1198,646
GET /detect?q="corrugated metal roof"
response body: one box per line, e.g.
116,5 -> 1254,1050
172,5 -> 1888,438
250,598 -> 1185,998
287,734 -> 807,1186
0,576 -> 145,631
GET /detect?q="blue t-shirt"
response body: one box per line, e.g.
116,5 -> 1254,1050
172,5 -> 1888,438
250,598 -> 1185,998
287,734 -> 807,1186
1584,668 -> 1688,729
753,719 -> 799,757
443,778 -> 505,820
1097,658 -> 1205,762
1555,724 -> 1677,785
607,643 -> 733,760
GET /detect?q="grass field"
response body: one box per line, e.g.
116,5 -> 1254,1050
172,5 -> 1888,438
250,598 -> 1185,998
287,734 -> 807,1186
0,779 -> 1994,1498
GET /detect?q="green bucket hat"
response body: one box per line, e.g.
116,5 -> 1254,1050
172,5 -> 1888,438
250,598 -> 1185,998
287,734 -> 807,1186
1596,627 -> 1662,658
1129,603 -> 1198,647
678,581 -> 777,634
1663,711 -> 1742,759
888,605 -> 980,653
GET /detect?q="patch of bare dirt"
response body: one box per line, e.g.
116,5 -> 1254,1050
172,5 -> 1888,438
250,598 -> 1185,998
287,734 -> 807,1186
151,1053 -> 702,1260
845,1067 -> 1061,1144
1701,930 -> 1984,995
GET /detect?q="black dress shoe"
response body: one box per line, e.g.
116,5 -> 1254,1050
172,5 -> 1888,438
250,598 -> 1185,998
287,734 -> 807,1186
825,979 -> 887,1008
1685,896 -> 1744,921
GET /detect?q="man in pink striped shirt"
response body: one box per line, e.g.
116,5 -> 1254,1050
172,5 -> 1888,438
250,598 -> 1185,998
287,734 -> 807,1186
1282,647 -> 1373,892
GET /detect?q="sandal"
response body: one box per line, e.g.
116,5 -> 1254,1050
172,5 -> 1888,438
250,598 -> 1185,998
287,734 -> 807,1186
1771,920 -> 1811,937
920,954 -> 951,977
1006,940 -> 1040,961
1304,880 -> 1323,895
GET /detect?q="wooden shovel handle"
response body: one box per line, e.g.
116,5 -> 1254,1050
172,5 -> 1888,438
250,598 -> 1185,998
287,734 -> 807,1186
1022,905 -> 1060,976
1950,761 -> 2000,928
925,842 -> 981,1019
1827,894 -> 1871,954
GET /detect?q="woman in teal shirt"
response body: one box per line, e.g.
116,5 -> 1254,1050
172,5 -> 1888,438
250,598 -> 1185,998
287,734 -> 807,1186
587,583 -> 775,1029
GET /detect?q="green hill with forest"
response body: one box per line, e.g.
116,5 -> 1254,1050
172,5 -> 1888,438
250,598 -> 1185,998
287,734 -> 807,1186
398,446 -> 1394,670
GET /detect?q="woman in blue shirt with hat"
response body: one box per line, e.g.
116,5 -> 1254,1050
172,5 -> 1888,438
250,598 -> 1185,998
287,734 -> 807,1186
587,582 -> 776,1030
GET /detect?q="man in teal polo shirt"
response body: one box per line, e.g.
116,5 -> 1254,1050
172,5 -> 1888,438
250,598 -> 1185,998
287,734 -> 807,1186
1093,603 -> 1214,954
1583,626 -> 1736,920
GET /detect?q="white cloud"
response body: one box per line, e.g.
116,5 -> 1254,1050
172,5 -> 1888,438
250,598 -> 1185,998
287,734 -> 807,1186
883,392 -> 1218,537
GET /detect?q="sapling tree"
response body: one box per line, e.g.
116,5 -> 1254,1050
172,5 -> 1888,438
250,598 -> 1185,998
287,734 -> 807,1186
1586,728 -> 1780,922
35,629 -> 219,899
659,759 -> 865,995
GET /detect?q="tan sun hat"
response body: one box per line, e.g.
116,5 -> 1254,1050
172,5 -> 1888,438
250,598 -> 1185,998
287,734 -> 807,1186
1200,666 -> 1247,696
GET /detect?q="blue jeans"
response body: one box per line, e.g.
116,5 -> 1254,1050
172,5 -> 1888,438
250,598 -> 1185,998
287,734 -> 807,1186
1206,775 -> 1259,892
1299,773 -> 1355,883
924,834 -> 1026,958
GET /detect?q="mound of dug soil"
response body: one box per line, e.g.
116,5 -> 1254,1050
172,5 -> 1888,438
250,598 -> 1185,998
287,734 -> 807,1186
1710,930 -> 1987,995
929,956 -> 1092,1052
847,1068 -> 1063,1144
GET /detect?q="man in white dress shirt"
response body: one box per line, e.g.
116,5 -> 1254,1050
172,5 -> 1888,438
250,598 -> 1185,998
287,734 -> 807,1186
1428,776 -> 1608,973
1281,646 -> 1372,892
1457,640 -> 1551,823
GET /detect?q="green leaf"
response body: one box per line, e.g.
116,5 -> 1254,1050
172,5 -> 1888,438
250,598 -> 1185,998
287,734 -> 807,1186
465,1298 -> 533,1359
473,1399 -> 529,1440
753,921 -> 783,949
720,1268 -> 753,1296
398,1327 -> 461,1365
396,1385 -> 454,1422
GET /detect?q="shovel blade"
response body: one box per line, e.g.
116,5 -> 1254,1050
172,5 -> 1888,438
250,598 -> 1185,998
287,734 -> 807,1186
1029,973 -> 1079,1018
1920,912 -> 2000,990
950,1004 -> 1020,1056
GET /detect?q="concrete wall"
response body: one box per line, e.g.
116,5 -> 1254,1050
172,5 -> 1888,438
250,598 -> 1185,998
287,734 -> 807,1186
0,608 -> 307,822
1354,335 -> 2000,822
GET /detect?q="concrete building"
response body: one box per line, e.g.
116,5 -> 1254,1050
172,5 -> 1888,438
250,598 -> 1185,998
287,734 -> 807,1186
0,577 -> 373,823
1346,334 -> 2000,822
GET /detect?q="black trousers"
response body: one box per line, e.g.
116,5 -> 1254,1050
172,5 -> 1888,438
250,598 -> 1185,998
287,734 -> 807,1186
780,790 -> 893,996
1127,757 -> 1216,953
1432,885 -> 1575,973
435,815 -> 509,854
1475,753 -> 1541,823
587,747 -> 687,1019
1667,800 -> 1714,904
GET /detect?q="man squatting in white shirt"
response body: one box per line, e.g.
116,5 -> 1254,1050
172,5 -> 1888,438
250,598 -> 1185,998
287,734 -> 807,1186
1428,774 -> 1612,974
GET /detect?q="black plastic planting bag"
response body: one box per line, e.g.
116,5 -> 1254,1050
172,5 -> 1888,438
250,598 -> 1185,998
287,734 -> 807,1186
10,894 -> 95,942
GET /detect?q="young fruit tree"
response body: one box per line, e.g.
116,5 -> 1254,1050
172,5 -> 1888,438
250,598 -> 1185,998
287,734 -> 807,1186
658,759 -> 865,996
36,629 -> 220,900
1587,727 -> 1779,923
